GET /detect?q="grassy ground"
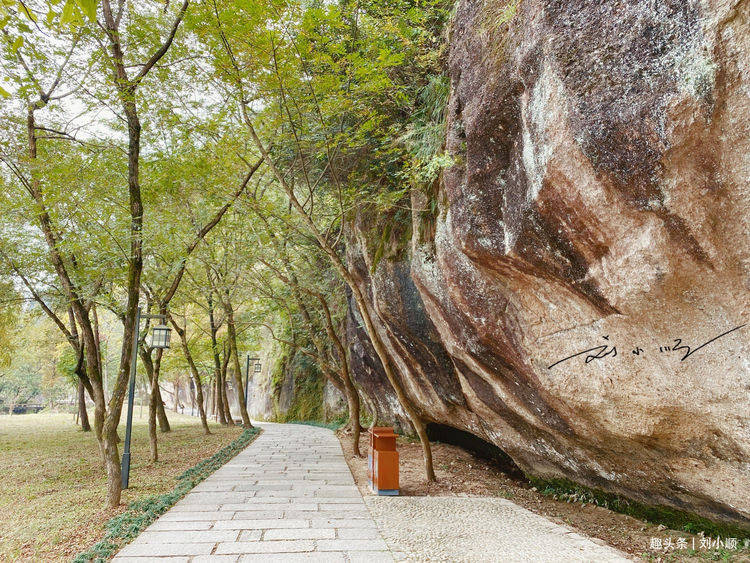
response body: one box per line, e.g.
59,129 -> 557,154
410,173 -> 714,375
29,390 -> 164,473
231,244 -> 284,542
0,410 -> 243,562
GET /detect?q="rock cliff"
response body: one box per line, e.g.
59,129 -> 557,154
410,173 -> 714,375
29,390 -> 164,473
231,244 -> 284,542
348,0 -> 750,527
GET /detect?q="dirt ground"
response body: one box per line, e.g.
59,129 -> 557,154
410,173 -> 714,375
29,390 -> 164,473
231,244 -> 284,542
338,428 -> 749,562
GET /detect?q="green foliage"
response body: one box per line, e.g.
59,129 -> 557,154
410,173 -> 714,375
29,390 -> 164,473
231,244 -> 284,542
529,476 -> 750,541
399,73 -> 452,186
286,419 -> 345,431
370,207 -> 413,273
485,0 -> 520,31
276,352 -> 326,423
0,279 -> 19,369
0,313 -> 69,411
73,427 -> 261,563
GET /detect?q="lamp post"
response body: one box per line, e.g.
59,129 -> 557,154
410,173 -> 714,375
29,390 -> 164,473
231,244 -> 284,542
244,355 -> 261,409
121,307 -> 172,490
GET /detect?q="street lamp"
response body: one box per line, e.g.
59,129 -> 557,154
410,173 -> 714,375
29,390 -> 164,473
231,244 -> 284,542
121,307 -> 172,490
148,324 -> 172,349
244,355 -> 261,409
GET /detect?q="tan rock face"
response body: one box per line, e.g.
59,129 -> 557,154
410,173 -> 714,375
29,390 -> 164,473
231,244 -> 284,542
348,0 -> 750,526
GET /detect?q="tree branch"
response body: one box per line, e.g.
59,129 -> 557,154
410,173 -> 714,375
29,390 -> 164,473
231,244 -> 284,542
135,0 -> 190,85
160,157 -> 263,306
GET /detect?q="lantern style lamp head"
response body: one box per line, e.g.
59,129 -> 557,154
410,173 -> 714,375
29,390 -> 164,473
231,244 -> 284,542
150,324 -> 172,349
254,361 -> 262,373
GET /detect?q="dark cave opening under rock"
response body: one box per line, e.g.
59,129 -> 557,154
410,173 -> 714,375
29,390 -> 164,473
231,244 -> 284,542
426,423 -> 526,481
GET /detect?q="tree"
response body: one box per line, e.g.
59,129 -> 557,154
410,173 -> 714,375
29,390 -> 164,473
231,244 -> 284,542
167,307 -> 210,434
244,208 -> 363,455
202,0 -> 451,480
0,0 -> 194,506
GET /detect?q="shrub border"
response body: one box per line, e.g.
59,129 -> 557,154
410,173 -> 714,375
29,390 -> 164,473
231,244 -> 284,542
73,427 -> 261,562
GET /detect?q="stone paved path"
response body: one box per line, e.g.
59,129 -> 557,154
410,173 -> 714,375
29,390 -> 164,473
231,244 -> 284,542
114,422 -> 394,562
114,422 -> 632,562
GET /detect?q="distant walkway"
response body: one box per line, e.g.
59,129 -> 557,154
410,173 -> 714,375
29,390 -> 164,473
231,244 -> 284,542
114,422 -> 393,562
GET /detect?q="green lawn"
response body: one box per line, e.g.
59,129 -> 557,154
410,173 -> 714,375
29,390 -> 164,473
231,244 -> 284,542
0,410 -> 242,561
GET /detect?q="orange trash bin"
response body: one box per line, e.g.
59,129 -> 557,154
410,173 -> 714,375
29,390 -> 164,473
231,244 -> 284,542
368,427 -> 399,496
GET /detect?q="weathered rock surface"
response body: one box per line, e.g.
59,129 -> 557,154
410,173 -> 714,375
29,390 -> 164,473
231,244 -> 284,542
249,339 -> 346,422
348,0 -> 750,526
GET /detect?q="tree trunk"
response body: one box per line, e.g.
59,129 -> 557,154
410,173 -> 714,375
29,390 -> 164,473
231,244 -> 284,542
208,292 -> 229,425
204,381 -> 211,416
78,379 -> 91,432
224,298 -> 252,428
215,372 -> 226,424
101,422 -> 122,507
221,345 -> 235,425
98,0 -> 190,503
350,287 -> 435,480
169,313 -> 211,434
140,349 -> 159,462
148,372 -> 159,462
156,384 -> 171,431
193,379 -> 209,432
315,293 -> 361,456
188,379 -> 196,413
210,375 -> 218,421
25,91 -> 113,486
173,379 -> 180,412
270,243 -> 363,457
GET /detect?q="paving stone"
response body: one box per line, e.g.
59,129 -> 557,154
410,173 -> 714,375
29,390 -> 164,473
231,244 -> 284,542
253,489 -> 315,497
145,520 -> 213,532
159,511 -> 236,521
192,482 -> 239,491
317,538 -> 390,551
238,554 -> 345,562
229,510 -> 286,519
169,503 -> 224,512
116,543 -> 214,557
309,511 -> 372,521
135,530 -> 239,543
212,518 -> 310,530
310,518 -> 378,529
233,483 -> 291,491
226,497 -> 291,504
179,492 -> 251,504
215,540 -> 315,554
233,530 -> 263,541
226,502 -> 317,511
262,528 -> 336,540
114,558 -> 189,563
335,527 -> 381,539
